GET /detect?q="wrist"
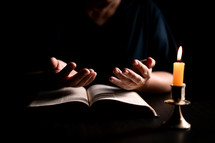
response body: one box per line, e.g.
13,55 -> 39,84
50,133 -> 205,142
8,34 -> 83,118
135,72 -> 173,94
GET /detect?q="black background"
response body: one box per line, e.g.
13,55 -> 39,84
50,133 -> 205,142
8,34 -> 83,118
154,0 -> 196,98
153,0 -> 213,100
7,0 -> 213,102
4,1 -> 215,142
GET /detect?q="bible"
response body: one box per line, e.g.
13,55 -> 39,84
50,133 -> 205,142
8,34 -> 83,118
29,84 -> 158,117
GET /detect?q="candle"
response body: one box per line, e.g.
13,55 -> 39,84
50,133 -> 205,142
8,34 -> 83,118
173,46 -> 185,86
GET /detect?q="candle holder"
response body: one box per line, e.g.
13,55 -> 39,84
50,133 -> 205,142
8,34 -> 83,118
162,83 -> 191,129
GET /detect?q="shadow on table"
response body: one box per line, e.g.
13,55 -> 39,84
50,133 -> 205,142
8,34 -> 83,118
21,93 -> 176,142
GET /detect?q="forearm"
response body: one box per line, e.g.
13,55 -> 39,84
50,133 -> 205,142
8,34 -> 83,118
140,71 -> 173,94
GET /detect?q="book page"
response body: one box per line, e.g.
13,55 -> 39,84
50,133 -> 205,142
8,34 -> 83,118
87,84 -> 157,116
29,87 -> 89,107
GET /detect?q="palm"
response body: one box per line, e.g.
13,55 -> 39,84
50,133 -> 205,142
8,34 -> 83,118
51,57 -> 77,77
49,57 -> 97,87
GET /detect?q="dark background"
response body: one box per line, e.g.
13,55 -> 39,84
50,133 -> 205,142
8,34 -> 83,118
153,0 -> 195,98
8,0 -> 213,101
153,0 -> 213,100
5,1 -> 215,142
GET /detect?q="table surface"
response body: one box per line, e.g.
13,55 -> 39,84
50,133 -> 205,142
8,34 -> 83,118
20,91 -> 215,143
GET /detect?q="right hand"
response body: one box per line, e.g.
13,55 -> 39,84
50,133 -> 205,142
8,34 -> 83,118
109,57 -> 156,92
49,57 -> 97,88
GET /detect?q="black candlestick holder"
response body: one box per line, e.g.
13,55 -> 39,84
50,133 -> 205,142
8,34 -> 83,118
163,83 -> 191,129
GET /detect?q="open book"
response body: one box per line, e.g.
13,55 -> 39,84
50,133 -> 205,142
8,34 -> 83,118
29,84 -> 158,117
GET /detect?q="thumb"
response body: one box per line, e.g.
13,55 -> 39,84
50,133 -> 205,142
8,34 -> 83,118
50,57 -> 58,69
146,57 -> 156,68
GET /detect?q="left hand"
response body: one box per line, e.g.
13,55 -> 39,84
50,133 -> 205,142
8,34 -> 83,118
109,57 -> 156,91
49,57 -> 97,88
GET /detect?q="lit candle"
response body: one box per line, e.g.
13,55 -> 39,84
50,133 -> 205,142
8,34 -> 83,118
173,46 -> 185,86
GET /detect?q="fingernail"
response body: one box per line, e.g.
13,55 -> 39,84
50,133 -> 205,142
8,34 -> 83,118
133,59 -> 138,65
91,69 -> 95,72
84,69 -> 90,75
67,62 -> 76,69
123,69 -> 129,75
109,77 -> 114,82
114,68 -> 120,74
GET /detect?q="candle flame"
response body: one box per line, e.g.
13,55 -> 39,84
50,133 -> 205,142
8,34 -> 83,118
177,46 -> 183,61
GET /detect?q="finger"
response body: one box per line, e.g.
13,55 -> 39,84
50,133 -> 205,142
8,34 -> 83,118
57,62 -> 77,79
141,57 -> 156,69
109,76 -> 135,90
123,68 -> 143,84
148,57 -> 156,68
66,68 -> 90,86
113,67 -> 128,81
50,57 -> 68,73
50,57 -> 58,69
83,72 -> 97,86
77,69 -> 97,86
131,60 -> 141,75
132,59 -> 149,78
109,76 -> 123,88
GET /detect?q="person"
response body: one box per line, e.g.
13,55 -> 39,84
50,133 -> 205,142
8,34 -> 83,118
22,0 -> 177,99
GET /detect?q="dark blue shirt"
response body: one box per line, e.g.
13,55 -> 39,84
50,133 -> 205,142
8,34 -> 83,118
26,0 -> 177,84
